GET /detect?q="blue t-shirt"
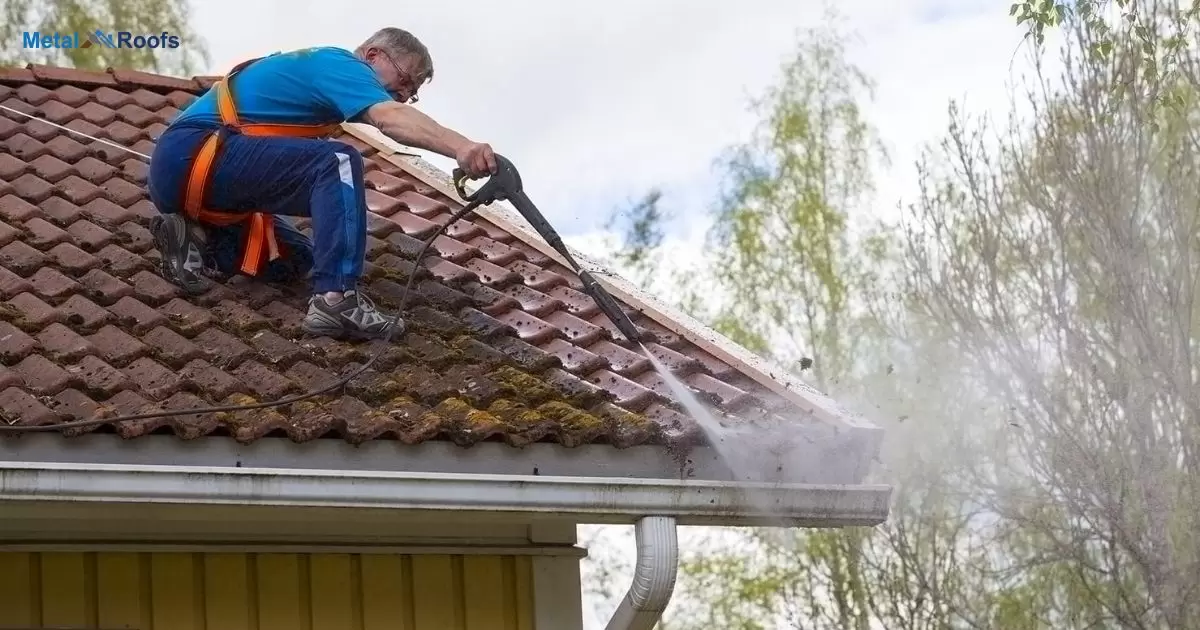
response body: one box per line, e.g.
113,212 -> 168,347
173,46 -> 394,127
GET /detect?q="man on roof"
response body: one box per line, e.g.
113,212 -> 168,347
146,27 -> 497,340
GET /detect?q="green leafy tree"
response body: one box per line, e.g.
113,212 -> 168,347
0,0 -> 209,75
1013,0 -> 1199,114
697,16 -> 886,384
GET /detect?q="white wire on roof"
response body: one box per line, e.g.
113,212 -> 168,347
0,101 -> 151,160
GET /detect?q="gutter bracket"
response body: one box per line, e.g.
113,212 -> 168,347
605,515 -> 679,630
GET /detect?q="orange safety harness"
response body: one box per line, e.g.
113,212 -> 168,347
181,57 -> 342,276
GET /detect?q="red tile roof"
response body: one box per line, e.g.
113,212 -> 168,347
0,63 -> 865,450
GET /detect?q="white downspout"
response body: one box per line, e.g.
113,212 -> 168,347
605,516 -> 679,630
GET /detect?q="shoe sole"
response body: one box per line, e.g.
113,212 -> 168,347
300,321 -> 400,341
152,215 -> 206,296
300,313 -> 404,342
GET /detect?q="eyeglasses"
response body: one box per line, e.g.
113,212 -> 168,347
378,50 -> 420,104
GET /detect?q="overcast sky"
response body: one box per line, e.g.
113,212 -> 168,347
186,0 -> 1063,285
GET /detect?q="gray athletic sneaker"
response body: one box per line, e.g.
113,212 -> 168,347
301,289 -> 403,340
150,213 -> 207,295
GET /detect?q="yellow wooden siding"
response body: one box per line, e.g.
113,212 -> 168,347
0,551 -> 535,630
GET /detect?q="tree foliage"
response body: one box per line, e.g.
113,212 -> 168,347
1013,0 -> 1199,115
606,189 -> 668,271
700,19 -> 887,386
0,0 -> 209,75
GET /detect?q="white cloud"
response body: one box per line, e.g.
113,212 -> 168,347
186,0 -> 1054,245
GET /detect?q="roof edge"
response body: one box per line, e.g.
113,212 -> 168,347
0,461 -> 893,528
0,63 -> 219,93
338,123 -> 879,432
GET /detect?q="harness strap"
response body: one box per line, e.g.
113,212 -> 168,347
181,55 -> 341,276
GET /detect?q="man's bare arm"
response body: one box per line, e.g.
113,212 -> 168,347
361,101 -> 471,158
358,101 -> 497,177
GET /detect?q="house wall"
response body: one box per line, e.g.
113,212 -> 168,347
0,550 -> 543,629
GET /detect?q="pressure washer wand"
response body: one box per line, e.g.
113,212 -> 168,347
453,155 -> 644,344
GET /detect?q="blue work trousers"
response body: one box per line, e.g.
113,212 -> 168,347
147,121 -> 368,293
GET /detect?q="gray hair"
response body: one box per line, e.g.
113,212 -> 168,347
356,27 -> 434,83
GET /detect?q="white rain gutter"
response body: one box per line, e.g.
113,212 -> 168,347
0,462 -> 891,528
605,516 -> 678,630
